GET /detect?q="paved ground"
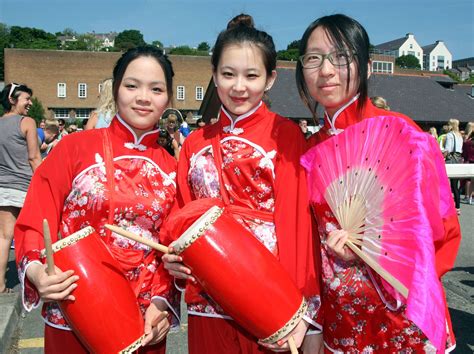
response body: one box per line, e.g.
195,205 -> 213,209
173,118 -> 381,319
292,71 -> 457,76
1,201 -> 473,353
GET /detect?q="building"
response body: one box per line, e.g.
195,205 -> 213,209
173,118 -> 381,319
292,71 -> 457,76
422,40 -> 452,71
375,33 -> 424,69
371,53 -> 396,74
89,31 -> 117,49
4,48 -> 212,121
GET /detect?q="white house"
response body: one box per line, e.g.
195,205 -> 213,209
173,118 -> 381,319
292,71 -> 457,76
422,40 -> 452,71
375,33 -> 424,69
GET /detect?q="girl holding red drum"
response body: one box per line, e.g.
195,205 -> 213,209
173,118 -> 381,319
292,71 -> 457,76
295,14 -> 460,352
14,46 -> 179,353
162,14 -> 322,354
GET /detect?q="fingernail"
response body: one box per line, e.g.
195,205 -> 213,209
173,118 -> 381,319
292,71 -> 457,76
277,340 -> 283,346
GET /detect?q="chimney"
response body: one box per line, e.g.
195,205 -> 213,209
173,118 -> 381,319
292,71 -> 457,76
406,33 -> 414,39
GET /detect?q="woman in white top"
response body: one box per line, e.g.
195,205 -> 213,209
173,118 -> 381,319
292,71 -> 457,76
443,118 -> 463,213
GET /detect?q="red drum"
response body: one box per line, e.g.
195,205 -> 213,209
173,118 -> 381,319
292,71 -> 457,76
44,226 -> 144,353
172,206 -> 307,344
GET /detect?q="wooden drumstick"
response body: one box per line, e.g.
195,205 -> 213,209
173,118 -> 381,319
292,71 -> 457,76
104,224 -> 169,254
42,219 -> 56,275
288,336 -> 298,354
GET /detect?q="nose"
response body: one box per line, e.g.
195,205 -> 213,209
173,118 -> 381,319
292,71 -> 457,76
232,76 -> 245,92
136,88 -> 151,103
319,56 -> 335,76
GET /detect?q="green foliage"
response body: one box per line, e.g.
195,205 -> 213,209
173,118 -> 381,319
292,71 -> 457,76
287,40 -> 300,50
395,54 -> 421,69
0,105 -> 4,117
277,48 -> 299,61
9,26 -> 59,49
169,46 -> 209,56
63,34 -> 102,51
197,42 -> 210,52
152,40 -> 163,48
0,23 -> 9,81
114,30 -> 146,51
28,97 -> 46,124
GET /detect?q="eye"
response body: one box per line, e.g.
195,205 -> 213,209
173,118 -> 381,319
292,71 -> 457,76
152,87 -> 165,93
222,71 -> 233,78
247,73 -> 258,79
305,53 -> 322,63
125,83 -> 136,89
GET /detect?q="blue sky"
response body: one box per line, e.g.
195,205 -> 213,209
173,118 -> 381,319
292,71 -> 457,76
1,0 -> 473,59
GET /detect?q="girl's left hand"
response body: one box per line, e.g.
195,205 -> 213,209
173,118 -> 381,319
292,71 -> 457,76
326,229 -> 357,261
258,318 -> 309,352
142,299 -> 170,346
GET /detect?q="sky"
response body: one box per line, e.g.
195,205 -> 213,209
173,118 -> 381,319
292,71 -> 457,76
1,0 -> 473,60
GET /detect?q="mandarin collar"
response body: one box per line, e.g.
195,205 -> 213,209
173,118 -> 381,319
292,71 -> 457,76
322,94 -> 362,136
218,101 -> 266,135
108,114 -> 159,151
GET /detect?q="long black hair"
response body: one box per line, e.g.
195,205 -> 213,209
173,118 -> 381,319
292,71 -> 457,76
296,14 -> 371,118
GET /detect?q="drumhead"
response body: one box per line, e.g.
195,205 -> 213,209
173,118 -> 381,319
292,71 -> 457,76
172,205 -> 223,255
41,226 -> 95,255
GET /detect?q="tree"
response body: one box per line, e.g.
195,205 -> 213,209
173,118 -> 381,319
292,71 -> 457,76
152,40 -> 163,48
395,54 -> 421,69
9,26 -> 59,49
277,49 -> 299,61
114,30 -> 146,51
64,34 -> 102,51
287,40 -> 300,50
197,42 -> 210,52
0,23 -> 9,80
169,45 -> 209,56
28,97 -> 46,124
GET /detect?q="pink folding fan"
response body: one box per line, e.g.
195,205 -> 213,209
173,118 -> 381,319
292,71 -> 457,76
301,116 -> 452,351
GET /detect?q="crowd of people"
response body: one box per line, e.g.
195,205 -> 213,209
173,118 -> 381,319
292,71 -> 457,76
0,12 -> 467,354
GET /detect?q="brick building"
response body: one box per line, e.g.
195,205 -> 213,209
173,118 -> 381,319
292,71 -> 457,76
4,48 -> 212,121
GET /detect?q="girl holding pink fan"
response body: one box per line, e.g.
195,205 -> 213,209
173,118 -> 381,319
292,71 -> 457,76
296,14 -> 461,353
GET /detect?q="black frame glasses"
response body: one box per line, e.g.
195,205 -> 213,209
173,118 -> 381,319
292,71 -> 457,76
299,50 -> 355,69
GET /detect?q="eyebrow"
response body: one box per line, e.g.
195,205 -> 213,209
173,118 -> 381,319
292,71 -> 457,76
123,77 -> 166,85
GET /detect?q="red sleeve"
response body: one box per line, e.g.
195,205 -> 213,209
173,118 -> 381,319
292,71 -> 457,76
274,119 -> 322,328
14,138 -> 75,310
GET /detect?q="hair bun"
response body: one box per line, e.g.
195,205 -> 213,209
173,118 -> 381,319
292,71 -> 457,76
227,14 -> 255,30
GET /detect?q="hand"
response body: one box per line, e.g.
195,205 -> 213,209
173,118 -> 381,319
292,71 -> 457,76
141,299 -> 170,346
162,246 -> 196,282
258,318 -> 309,352
26,263 -> 78,302
302,333 -> 323,354
326,230 -> 356,261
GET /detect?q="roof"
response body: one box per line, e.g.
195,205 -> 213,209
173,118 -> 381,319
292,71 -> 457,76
375,37 -> 407,51
422,43 -> 437,53
369,74 -> 473,122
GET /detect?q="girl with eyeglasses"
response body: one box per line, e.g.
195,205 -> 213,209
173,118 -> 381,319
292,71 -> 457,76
14,47 -> 179,353
296,14 -> 460,352
0,83 -> 41,295
162,13 -> 322,354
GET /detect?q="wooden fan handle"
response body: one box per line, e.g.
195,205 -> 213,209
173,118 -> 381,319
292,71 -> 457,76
42,219 -> 56,275
345,240 -> 409,298
104,224 -> 169,254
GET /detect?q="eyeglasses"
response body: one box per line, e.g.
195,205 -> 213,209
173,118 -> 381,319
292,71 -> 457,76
8,83 -> 20,98
299,50 -> 355,69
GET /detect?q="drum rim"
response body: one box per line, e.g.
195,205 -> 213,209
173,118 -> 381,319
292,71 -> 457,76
259,296 -> 308,344
172,206 -> 224,255
40,226 -> 95,256
119,334 -> 145,353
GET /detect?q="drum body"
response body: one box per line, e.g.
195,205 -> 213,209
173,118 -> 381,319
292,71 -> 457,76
46,226 -> 144,353
172,206 -> 307,343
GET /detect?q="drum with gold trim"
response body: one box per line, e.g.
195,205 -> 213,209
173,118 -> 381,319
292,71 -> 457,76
44,226 -> 144,353
172,206 -> 307,343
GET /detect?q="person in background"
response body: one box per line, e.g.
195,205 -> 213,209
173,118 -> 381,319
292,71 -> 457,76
163,13 -> 322,354
14,46 -> 179,353
370,96 -> 390,111
165,113 -> 185,147
85,78 -> 116,130
443,118 -> 463,214
296,13 -> 460,352
0,83 -> 41,294
179,112 -> 191,137
158,129 -> 180,160
462,121 -> 473,204
195,118 -> 206,128
299,119 -> 312,139
429,126 -> 438,140
438,124 -> 449,150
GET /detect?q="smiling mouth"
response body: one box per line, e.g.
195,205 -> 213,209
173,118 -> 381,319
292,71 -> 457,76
231,97 -> 247,103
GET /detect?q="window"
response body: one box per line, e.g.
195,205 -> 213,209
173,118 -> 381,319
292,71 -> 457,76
177,86 -> 185,100
195,86 -> 204,101
54,108 -> 69,119
372,61 -> 393,74
76,108 -> 92,119
98,83 -> 103,93
408,51 -> 415,56
57,83 -> 66,98
78,83 -> 87,98
409,44 -> 413,49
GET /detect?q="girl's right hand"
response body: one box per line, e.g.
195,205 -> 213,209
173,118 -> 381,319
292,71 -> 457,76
162,247 -> 195,282
26,262 -> 79,302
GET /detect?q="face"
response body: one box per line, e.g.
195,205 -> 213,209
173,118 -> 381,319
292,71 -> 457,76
39,121 -> 46,129
10,91 -> 32,116
299,120 -> 307,129
213,43 -> 276,120
302,26 -> 359,117
197,121 -> 206,127
158,136 -> 168,146
117,56 -> 169,138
